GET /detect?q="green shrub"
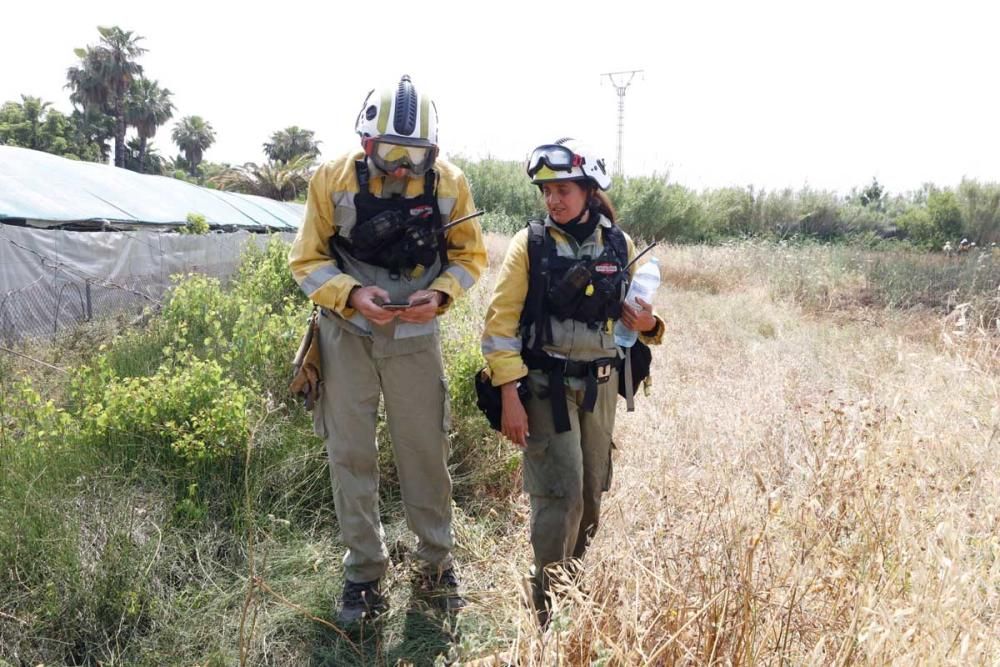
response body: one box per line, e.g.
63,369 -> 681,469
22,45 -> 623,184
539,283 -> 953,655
896,206 -> 939,249
76,352 -> 252,469
233,235 -> 303,307
440,295 -> 521,503
179,212 -> 210,235
957,179 -> 1000,243
454,156 -> 539,219
161,274 -> 239,344
480,211 -> 525,235
613,175 -> 705,242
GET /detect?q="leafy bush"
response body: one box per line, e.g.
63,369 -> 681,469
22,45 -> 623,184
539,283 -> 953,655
76,352 -> 252,468
179,212 -> 210,235
233,234 -> 303,307
927,190 -> 963,242
613,175 -> 705,242
896,206 -> 938,248
440,310 -> 520,502
453,156 -> 539,220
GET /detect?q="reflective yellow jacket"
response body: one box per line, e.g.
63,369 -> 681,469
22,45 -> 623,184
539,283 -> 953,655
288,150 -> 487,320
482,216 -> 665,387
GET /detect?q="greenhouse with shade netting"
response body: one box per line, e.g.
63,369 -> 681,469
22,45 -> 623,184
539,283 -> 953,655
0,145 -> 301,341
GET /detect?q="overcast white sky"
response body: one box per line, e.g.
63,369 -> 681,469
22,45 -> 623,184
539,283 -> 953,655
3,0 -> 999,194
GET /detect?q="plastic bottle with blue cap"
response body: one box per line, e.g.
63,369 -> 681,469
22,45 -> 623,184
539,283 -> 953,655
614,256 -> 660,347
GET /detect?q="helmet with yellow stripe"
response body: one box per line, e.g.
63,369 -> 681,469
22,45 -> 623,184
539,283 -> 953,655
355,75 -> 439,176
526,138 -> 612,191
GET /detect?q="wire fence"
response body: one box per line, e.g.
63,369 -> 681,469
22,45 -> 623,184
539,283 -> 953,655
0,225 -> 294,344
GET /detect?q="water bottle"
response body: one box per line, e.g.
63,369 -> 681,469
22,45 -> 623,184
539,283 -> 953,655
614,257 -> 660,347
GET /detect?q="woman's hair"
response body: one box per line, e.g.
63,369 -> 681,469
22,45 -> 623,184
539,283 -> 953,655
590,188 -> 618,225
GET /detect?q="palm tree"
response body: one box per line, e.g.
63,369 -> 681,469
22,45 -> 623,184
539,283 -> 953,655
171,115 -> 216,176
66,26 -> 146,167
210,154 -> 314,201
0,95 -> 51,149
125,77 -> 174,173
20,96 -> 51,150
124,137 -> 166,174
70,107 -> 113,161
262,126 -> 321,164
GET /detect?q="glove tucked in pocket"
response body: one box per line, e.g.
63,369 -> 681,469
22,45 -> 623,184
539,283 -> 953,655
474,366 -> 530,432
289,309 -> 323,410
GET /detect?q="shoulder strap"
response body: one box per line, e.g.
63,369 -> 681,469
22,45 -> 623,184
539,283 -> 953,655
521,219 -> 552,352
422,169 -> 449,268
603,223 -> 629,265
354,160 -> 370,191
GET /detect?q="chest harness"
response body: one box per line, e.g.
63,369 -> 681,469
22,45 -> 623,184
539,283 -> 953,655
331,160 -> 448,276
519,219 -> 630,432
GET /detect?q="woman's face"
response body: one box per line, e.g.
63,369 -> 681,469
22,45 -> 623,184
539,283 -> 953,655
541,181 -> 588,224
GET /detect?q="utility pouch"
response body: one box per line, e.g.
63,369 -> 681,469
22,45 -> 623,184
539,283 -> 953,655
617,340 -> 652,399
474,367 -> 530,432
399,224 -> 442,268
289,308 -> 322,410
546,263 -> 592,320
349,210 -> 405,259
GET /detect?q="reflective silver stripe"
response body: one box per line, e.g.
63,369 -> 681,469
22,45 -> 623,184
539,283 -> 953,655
348,311 -> 372,333
395,319 -> 436,340
444,264 -> 475,290
300,263 -> 341,295
438,196 -> 456,219
482,335 -> 522,355
333,191 -> 355,208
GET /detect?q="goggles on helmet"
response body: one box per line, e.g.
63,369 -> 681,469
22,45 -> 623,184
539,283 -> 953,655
366,138 -> 437,175
526,144 -> 585,179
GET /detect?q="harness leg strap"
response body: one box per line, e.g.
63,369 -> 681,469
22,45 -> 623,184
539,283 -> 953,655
624,349 -> 635,412
549,366 -> 572,434
582,374 -> 598,414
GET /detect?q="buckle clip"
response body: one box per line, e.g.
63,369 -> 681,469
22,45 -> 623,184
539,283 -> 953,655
593,358 -> 613,384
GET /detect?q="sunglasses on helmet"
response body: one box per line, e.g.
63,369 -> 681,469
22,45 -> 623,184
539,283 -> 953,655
526,144 -> 585,178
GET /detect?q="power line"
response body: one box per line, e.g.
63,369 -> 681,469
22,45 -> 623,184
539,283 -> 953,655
602,69 -> 643,177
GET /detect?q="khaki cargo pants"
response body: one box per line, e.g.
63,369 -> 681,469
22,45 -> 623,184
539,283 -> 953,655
522,370 -> 617,596
314,315 -> 454,583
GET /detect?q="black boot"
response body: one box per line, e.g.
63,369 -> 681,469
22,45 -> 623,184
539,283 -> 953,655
337,579 -> 387,625
530,575 -> 551,629
417,567 -> 467,612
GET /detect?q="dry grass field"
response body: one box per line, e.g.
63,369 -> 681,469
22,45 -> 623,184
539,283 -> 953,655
2,236 -> 997,666
453,237 -> 999,665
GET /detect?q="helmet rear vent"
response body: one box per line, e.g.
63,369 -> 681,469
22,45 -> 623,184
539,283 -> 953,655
394,74 -> 418,135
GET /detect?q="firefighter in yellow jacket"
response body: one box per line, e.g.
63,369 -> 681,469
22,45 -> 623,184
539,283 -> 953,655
289,75 -> 487,624
481,139 -> 664,625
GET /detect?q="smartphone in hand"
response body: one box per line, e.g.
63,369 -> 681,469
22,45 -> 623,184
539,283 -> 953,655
379,296 -> 433,310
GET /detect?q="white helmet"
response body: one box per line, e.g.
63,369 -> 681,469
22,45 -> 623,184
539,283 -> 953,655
355,75 -> 439,175
526,138 -> 611,191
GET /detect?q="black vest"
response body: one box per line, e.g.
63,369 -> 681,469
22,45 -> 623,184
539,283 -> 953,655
520,219 -> 630,353
331,161 -> 446,273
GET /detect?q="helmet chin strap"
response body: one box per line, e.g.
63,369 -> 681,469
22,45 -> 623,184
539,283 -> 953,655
563,191 -> 601,225
564,207 -> 589,226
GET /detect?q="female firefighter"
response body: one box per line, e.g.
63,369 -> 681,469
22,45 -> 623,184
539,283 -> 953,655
480,138 -> 664,624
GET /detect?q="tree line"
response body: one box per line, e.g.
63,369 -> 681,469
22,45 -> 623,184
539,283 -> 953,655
0,26 -> 320,201
455,159 -> 1000,249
